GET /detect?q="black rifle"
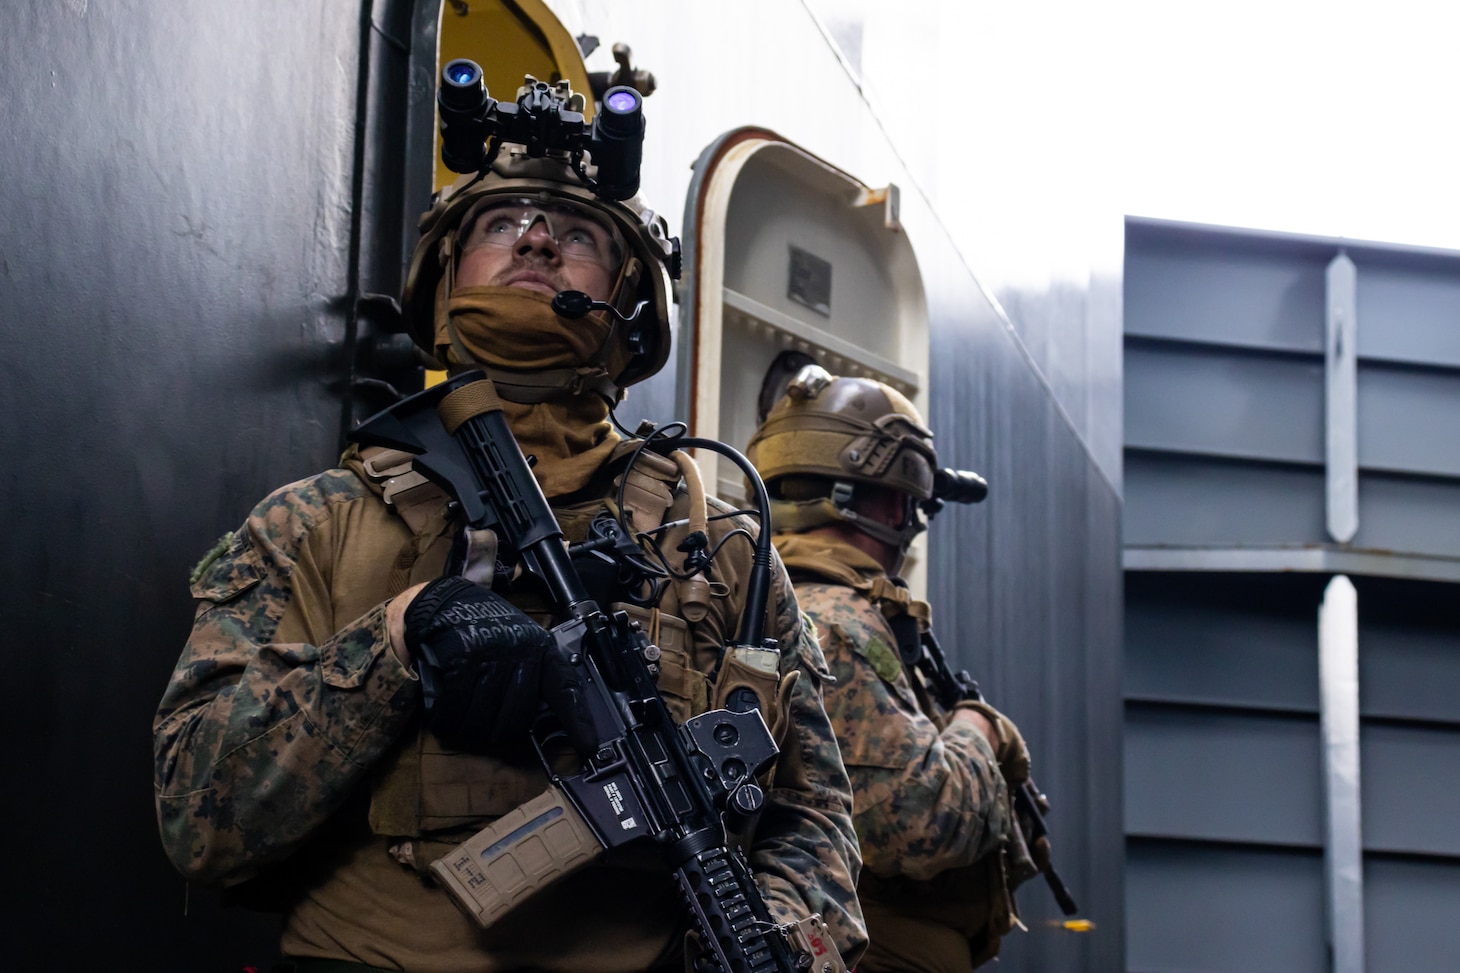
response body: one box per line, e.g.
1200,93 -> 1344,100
910,628 -> 1080,917
352,371 -> 838,973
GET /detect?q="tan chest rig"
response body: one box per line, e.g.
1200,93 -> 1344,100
353,442 -> 790,855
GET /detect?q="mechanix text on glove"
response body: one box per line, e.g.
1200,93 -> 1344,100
404,575 -> 554,752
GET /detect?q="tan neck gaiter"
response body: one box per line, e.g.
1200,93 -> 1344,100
772,532 -> 883,588
443,286 -> 612,370
502,394 -> 621,499
443,285 -> 623,497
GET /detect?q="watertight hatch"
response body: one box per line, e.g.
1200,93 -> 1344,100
678,128 -> 930,506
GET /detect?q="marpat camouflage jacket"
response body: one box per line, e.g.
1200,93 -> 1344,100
774,533 -> 1008,883
153,453 -> 866,971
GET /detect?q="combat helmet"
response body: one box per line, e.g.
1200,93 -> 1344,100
746,364 -> 937,551
401,78 -> 679,401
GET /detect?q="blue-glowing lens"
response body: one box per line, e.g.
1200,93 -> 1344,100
448,63 -> 477,85
605,90 -> 639,113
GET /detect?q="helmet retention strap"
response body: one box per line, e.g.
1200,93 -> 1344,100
769,482 -> 926,553
828,481 -> 926,552
440,238 -> 475,370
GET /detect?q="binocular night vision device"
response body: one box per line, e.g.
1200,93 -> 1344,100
438,58 -> 645,201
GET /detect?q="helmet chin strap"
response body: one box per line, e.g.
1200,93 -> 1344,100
770,480 -> 927,570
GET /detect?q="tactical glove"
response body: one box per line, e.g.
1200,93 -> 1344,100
404,576 -> 554,752
956,700 -> 1031,786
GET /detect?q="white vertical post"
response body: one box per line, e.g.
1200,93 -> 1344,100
1319,575 -> 1364,973
1326,253 -> 1359,543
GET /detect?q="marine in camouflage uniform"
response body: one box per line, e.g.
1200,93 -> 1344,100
746,366 -> 1040,973
153,93 -> 865,973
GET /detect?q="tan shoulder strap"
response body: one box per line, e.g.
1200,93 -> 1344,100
867,576 -> 932,631
357,445 -> 452,537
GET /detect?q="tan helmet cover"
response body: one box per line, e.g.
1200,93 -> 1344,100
747,367 -> 938,501
402,146 -> 676,392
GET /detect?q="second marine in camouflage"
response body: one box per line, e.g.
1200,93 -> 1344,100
748,365 -> 1043,973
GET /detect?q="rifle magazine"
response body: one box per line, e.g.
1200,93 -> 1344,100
430,784 -> 604,928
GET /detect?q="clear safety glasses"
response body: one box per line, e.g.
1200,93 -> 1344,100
461,196 -> 625,270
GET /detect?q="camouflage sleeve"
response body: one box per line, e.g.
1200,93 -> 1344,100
152,471 -> 420,885
804,584 -> 1008,883
743,539 -> 867,968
